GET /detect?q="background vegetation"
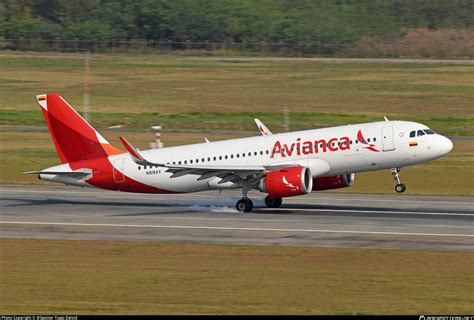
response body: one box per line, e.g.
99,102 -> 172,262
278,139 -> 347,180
1,0 -> 474,57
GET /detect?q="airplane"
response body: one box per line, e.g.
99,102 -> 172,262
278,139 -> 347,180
27,94 -> 453,212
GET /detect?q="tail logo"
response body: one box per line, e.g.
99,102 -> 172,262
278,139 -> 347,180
357,130 -> 380,152
259,125 -> 269,135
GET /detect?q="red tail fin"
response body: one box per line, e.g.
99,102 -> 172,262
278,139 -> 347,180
37,94 -> 123,163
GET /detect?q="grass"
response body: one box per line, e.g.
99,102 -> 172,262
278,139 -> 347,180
0,54 -> 473,119
1,109 -> 473,136
0,238 -> 472,314
1,130 -> 473,196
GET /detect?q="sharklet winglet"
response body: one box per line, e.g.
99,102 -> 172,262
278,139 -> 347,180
119,136 -> 146,164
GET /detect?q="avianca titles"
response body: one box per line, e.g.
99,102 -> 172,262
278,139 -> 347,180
29,94 -> 453,212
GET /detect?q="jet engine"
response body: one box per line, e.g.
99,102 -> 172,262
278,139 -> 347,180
259,166 -> 313,197
312,173 -> 355,191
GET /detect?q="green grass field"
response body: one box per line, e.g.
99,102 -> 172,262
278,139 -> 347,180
1,238 -> 472,315
0,54 -> 473,134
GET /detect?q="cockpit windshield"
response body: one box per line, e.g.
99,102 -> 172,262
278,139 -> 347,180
409,128 -> 435,137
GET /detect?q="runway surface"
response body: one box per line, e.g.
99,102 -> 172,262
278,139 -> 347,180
1,185 -> 473,250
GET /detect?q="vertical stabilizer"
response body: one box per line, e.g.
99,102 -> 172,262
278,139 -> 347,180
36,94 -> 123,163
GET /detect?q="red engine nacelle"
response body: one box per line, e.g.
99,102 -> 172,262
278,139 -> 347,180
259,166 -> 313,198
312,173 -> 355,191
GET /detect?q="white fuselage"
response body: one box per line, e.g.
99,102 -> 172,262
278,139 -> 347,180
50,120 -> 449,193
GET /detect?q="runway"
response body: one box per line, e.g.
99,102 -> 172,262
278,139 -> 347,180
1,185 -> 473,250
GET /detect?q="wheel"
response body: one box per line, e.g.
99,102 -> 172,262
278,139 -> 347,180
265,195 -> 283,208
395,183 -> 406,193
246,198 -> 254,211
236,198 -> 253,212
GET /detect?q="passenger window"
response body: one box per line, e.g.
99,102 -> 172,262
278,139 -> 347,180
213,157 -> 216,161
138,166 -> 141,170
266,150 -> 269,155
254,152 -> 257,156
417,130 -> 425,136
225,155 -> 228,159
367,138 -> 371,143
184,160 -> 187,164
219,156 -> 222,160
373,137 -> 376,142
190,160 -> 193,164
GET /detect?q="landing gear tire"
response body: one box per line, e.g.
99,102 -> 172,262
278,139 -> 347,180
391,168 -> 407,194
236,198 -> 253,212
265,195 -> 283,208
395,183 -> 406,193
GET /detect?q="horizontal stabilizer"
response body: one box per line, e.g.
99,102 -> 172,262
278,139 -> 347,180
24,170 -> 90,177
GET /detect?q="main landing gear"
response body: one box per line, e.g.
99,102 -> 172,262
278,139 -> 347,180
236,181 -> 253,212
235,182 -> 284,212
391,167 -> 407,193
264,195 -> 283,208
236,198 -> 253,212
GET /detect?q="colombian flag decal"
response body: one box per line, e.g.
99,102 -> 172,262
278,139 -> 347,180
409,141 -> 418,147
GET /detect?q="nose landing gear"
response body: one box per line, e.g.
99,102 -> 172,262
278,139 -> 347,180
391,167 -> 406,193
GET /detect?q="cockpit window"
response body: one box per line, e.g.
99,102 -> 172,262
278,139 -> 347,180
424,129 -> 435,135
417,130 -> 425,137
410,131 -> 416,138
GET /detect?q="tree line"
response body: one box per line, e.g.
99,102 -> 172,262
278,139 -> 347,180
1,0 -> 473,44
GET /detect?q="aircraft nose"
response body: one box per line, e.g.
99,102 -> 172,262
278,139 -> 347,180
435,135 -> 453,156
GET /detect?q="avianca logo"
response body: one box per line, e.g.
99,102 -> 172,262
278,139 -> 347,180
259,125 -> 270,135
357,130 -> 380,152
271,136 -> 351,158
282,176 -> 298,190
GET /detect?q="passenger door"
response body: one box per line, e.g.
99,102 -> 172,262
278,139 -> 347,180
382,126 -> 395,151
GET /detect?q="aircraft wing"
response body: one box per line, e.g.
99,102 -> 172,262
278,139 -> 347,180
254,119 -> 272,135
119,136 -> 294,184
